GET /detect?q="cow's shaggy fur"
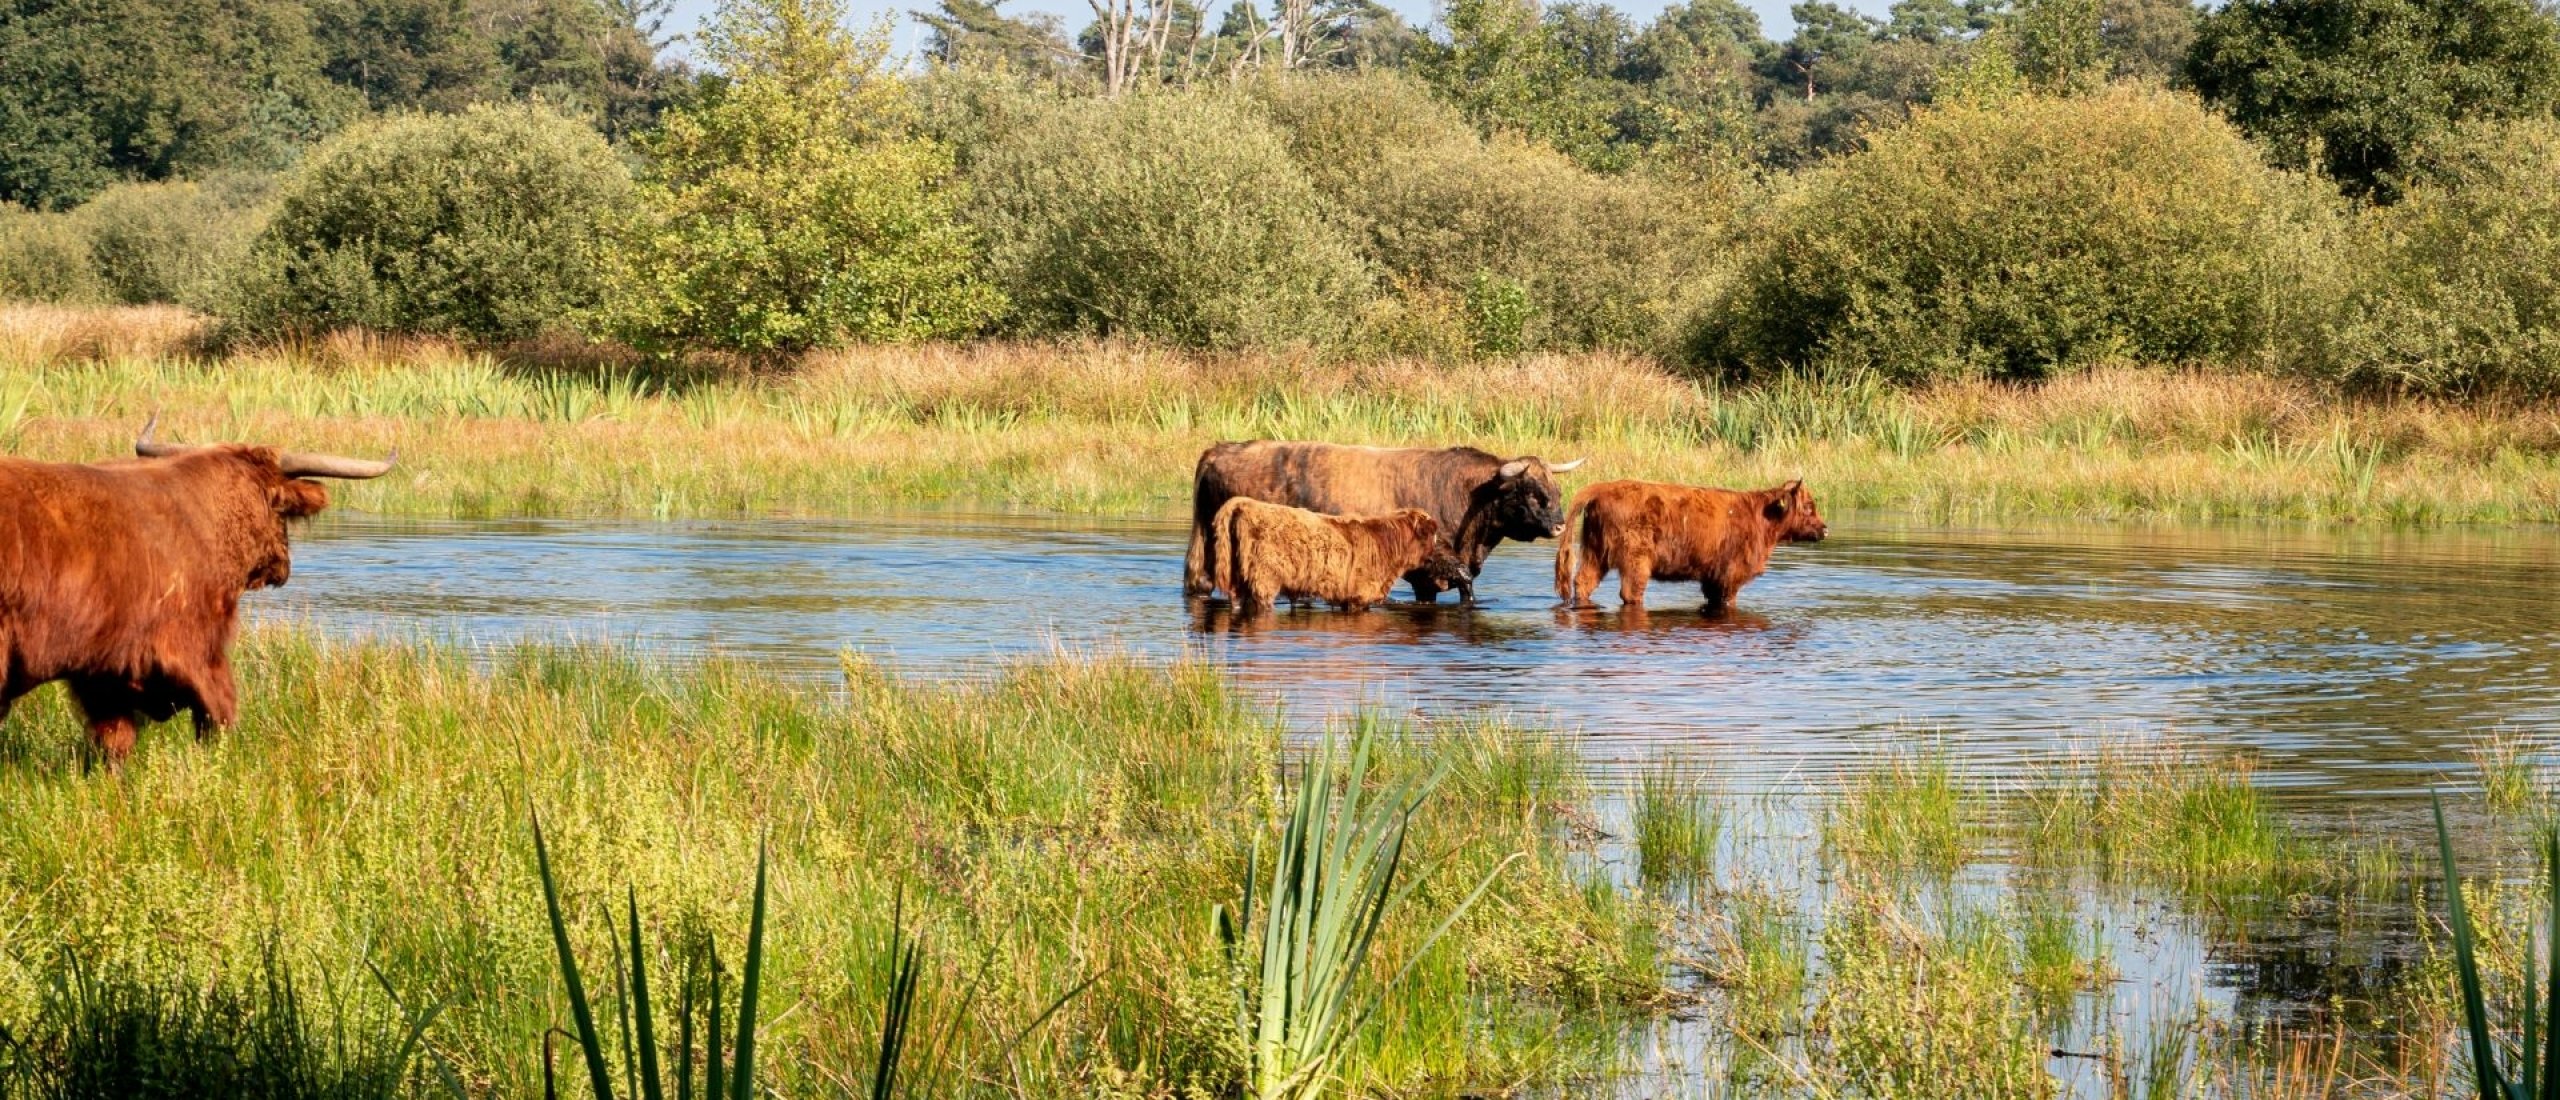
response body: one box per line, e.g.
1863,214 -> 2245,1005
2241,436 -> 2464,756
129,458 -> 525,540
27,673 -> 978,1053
1556,479 -> 1827,611
1208,498 -> 1443,613
1184,441 -> 1577,602
0,446 -> 332,759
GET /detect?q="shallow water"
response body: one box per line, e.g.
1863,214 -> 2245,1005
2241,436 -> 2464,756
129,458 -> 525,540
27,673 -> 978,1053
262,509 -> 2560,796
251,507 -> 2560,1091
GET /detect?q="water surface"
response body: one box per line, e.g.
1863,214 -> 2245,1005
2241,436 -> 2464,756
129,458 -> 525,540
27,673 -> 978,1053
263,510 -> 2560,795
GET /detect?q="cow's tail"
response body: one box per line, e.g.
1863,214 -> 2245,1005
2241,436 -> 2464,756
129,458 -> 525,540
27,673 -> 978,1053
1554,495 -> 1594,606
1211,500 -> 1242,604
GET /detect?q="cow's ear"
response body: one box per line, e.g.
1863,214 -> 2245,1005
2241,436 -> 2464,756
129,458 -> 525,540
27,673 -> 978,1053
269,479 -> 330,518
1498,459 -> 1530,479
1764,494 -> 1790,521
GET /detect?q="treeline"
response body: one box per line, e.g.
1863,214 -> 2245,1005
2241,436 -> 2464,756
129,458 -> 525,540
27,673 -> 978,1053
4,0 -> 2560,396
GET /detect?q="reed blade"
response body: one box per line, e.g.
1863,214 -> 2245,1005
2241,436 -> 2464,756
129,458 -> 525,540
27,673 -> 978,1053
534,809 -> 617,1100
728,836 -> 769,1100
2438,793 -> 2513,1098
630,890 -> 666,1100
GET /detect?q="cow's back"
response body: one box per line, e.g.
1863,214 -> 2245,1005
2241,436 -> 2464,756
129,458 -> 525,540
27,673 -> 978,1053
1195,441 -> 1494,530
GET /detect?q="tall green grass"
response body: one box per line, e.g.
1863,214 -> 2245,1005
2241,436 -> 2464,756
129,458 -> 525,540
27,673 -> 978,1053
0,630 -> 1661,1097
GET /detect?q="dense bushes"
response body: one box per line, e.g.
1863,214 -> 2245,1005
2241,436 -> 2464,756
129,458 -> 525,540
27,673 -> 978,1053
966,92 -> 1369,350
1249,72 -> 1724,358
601,0 -> 1002,354
2318,120 -> 2560,396
1694,86 -> 2337,382
224,104 -> 630,341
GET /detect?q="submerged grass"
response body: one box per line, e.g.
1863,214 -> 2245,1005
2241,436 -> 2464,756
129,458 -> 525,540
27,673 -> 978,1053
6,305 -> 2560,524
0,629 -> 1662,1098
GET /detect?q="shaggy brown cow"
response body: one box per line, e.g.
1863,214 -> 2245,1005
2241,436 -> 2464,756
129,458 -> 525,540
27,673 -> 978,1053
1208,498 -> 1443,612
0,419 -> 392,760
1184,441 -> 1582,602
1555,479 -> 1826,611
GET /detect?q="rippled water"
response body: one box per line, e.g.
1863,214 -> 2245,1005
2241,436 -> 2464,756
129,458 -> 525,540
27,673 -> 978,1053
247,507 -> 2560,1089
261,509 -> 2560,796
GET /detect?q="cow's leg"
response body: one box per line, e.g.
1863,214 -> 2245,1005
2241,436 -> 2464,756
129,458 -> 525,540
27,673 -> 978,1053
1618,558 -> 1652,606
66,678 -> 139,763
1702,581 -> 1730,615
1183,522 -> 1213,597
178,657 -> 238,740
1404,573 -> 1443,604
1570,553 -> 1606,609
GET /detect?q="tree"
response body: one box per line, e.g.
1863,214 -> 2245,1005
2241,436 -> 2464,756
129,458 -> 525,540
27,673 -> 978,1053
1419,0 -> 1616,166
602,0 -> 1004,353
2010,0 -> 2102,92
2097,0 -> 2197,82
0,0 -> 355,209
1768,2 -> 1879,101
2188,0 -> 2560,201
913,0 -> 1078,76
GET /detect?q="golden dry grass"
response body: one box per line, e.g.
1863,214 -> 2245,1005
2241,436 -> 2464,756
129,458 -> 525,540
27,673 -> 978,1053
1,304 -> 2555,524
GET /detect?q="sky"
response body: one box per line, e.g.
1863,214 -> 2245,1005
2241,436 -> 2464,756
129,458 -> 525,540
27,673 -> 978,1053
659,0 -> 1895,62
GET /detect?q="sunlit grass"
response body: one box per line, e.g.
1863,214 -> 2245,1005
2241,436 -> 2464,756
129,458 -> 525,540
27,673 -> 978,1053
1634,760 -> 1723,887
5,305 -> 2560,525
1827,745 -> 1970,875
0,629 -> 1662,1097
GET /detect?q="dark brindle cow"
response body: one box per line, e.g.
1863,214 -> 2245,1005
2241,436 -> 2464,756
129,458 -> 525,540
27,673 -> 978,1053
1555,479 -> 1826,612
1184,441 -> 1582,602
0,419 -> 392,760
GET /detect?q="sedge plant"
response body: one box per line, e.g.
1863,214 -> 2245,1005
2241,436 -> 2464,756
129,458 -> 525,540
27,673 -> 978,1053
533,809 -> 769,1100
1216,727 -> 1516,1100
2433,792 -> 2560,1100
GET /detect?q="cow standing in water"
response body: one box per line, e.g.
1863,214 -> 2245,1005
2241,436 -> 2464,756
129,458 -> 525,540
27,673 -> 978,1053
0,419 -> 392,760
1555,479 -> 1827,612
1184,441 -> 1582,602
1207,499 -> 1446,612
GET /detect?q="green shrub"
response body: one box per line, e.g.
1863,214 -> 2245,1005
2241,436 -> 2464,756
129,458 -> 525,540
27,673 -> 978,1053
223,104 -> 631,341
2316,119 -> 2560,396
1250,71 -> 1723,357
72,178 -> 269,306
966,91 -> 1370,351
602,0 -> 1004,355
0,204 -> 103,303
1695,86 -> 2341,382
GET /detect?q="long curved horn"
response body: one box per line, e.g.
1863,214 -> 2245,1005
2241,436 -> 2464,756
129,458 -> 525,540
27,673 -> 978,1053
134,413 -> 207,459
277,449 -> 396,480
1549,457 -> 1586,473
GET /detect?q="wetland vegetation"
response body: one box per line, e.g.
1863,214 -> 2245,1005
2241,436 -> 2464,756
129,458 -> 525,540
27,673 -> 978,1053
0,629 -> 2539,1097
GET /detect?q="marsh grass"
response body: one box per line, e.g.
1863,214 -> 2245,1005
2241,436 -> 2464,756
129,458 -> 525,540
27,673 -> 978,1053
2014,889 -> 2111,1010
1634,761 -> 1724,887
5,305 -> 2560,524
2470,730 -> 2546,815
0,630 -> 1662,1098
1827,746 -> 1969,875
2019,742 -> 2309,904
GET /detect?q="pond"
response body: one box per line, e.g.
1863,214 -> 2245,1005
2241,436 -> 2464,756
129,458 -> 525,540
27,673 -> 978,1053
255,508 -> 2560,1094
262,509 -> 2560,796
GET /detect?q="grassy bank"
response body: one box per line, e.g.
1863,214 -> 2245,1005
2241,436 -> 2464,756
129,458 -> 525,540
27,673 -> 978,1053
0,628 -> 2542,1094
0,629 -> 1661,1096
5,305 -> 2559,525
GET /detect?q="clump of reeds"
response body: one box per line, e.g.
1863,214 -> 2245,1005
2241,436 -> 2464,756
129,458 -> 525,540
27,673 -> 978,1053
1827,745 -> 1969,874
1632,760 -> 1723,886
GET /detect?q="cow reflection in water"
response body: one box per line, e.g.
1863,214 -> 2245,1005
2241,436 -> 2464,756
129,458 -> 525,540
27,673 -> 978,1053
1552,603 -> 1775,635
1190,602 -> 1543,646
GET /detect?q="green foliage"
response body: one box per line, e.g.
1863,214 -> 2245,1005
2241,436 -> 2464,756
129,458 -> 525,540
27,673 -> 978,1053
1697,86 -> 2340,381
2188,0 -> 2560,202
1418,0 -> 1619,168
2433,793 -> 2560,1100
533,810 -> 767,1100
2010,0 -> 2104,93
1463,273 -> 1534,357
0,207 -> 105,305
602,0 -> 1003,354
71,179 -> 271,307
0,0 -> 354,210
1249,72 -> 1724,355
224,104 -> 630,341
0,949 -> 451,1099
1216,726 -> 1512,1100
2316,119 -> 2560,395
967,90 -> 1367,350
